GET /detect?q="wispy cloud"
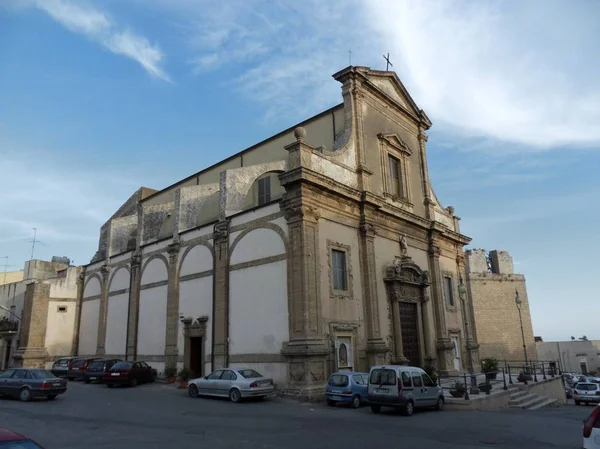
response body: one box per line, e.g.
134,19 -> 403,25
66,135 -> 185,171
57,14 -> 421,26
141,0 -> 600,148
34,0 -> 170,81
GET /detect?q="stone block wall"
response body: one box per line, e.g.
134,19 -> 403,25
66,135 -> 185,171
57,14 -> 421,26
466,249 -> 537,364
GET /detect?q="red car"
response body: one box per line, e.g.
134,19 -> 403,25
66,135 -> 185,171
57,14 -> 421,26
103,361 -> 157,387
0,428 -> 45,448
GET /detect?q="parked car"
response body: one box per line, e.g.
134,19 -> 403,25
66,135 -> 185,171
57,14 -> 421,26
574,382 -> 600,406
367,365 -> 444,416
0,368 -> 67,402
67,357 -> 101,380
84,359 -> 122,384
103,361 -> 157,387
583,404 -> 600,449
50,356 -> 77,378
0,428 -> 45,448
188,368 -> 275,403
325,372 -> 369,408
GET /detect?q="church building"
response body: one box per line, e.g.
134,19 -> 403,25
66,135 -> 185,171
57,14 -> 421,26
77,66 -> 480,399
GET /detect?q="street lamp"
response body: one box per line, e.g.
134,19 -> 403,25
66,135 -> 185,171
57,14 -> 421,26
0,305 -> 20,321
458,275 -> 479,394
514,289 -> 529,366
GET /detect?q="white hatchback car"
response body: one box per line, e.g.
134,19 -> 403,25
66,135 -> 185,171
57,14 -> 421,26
583,405 -> 600,449
574,382 -> 600,406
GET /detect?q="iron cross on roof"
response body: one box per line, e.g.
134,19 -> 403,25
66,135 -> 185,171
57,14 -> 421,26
383,52 -> 393,71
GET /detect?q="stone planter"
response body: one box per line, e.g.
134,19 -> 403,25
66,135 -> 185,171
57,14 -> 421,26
485,372 -> 497,380
167,376 -> 176,384
450,391 -> 465,398
178,380 -> 188,389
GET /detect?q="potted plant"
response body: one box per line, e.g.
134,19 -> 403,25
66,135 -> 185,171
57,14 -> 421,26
423,364 -> 438,384
177,367 -> 194,389
164,363 -> 177,384
482,357 -> 499,380
517,371 -> 533,383
449,381 -> 467,398
478,382 -> 493,394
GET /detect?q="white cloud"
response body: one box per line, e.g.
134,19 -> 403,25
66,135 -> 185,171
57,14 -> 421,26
140,0 -> 600,148
34,0 -> 170,81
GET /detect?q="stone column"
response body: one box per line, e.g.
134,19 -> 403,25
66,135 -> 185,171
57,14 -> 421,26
420,284 -> 436,365
358,221 -> 388,365
164,240 -> 181,367
457,253 -> 479,369
13,283 -> 50,368
212,220 -> 230,370
126,251 -> 142,360
428,241 -> 453,374
95,264 -> 110,355
418,127 -> 436,221
390,299 -> 408,363
70,269 -> 85,356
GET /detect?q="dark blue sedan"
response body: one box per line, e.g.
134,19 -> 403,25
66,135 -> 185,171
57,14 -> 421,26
325,372 -> 369,408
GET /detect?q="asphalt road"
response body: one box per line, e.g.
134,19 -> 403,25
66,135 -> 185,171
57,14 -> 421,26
0,381 -> 591,449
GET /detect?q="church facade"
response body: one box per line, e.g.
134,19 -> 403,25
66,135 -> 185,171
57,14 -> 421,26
76,66 -> 479,398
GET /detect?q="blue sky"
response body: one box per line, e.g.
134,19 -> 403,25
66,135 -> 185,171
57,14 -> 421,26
1,0 -> 598,341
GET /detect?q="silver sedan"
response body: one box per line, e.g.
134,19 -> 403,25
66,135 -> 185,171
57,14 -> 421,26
188,368 -> 275,403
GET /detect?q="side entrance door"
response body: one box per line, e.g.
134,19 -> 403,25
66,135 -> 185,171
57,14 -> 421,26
189,337 -> 203,377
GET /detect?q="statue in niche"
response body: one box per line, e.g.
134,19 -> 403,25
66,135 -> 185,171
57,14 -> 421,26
399,234 -> 408,258
338,343 -> 348,367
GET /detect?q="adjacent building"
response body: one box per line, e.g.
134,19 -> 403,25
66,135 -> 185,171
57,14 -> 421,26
537,338 -> 600,376
466,249 -> 537,364
76,66 -> 482,398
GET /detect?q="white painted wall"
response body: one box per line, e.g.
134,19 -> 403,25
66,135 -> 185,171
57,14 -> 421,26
141,257 -> 168,284
230,228 -> 286,265
179,276 -> 213,373
137,286 -> 167,356
110,252 -> 133,265
229,260 -> 288,355
105,293 -> 128,355
48,268 -> 79,298
83,276 -> 101,298
78,299 -> 100,356
180,245 -> 212,276
109,267 -> 130,292
45,301 -> 76,356
179,225 -> 213,243
229,362 -> 287,389
229,202 -> 281,227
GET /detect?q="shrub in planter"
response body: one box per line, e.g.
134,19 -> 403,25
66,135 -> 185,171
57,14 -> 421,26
478,383 -> 492,394
482,357 -> 499,380
164,363 -> 177,383
449,381 -> 467,398
177,368 -> 194,389
517,372 -> 533,383
423,364 -> 438,384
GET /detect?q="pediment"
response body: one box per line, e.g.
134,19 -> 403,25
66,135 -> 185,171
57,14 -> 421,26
377,133 -> 412,156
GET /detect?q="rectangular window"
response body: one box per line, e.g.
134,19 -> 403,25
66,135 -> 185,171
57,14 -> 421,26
332,249 -> 347,291
444,276 -> 455,306
57,306 -> 67,313
258,176 -> 271,205
388,155 -> 402,198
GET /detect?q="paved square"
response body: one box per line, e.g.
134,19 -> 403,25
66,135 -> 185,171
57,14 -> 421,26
0,381 -> 590,448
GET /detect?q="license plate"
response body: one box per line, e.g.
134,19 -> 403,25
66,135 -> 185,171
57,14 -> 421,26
332,396 -> 342,401
89,377 -> 96,380
111,373 -> 120,376
375,388 -> 389,393
53,383 -> 61,386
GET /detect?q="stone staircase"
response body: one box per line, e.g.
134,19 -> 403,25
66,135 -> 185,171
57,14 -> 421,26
508,389 -> 560,410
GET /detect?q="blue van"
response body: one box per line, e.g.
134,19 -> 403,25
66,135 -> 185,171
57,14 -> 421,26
325,371 -> 369,408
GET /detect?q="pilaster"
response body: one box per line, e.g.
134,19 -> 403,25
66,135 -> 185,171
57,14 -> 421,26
95,263 -> 110,355
457,253 -> 480,369
164,239 -> 181,367
13,283 -> 50,368
126,251 -> 142,360
212,220 -> 230,370
71,269 -> 86,355
428,240 -> 452,374
418,127 -> 436,221
358,220 -> 388,365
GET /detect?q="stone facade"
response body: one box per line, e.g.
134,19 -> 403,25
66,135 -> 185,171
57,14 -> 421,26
77,66 -> 482,398
467,249 -> 537,364
537,339 -> 600,376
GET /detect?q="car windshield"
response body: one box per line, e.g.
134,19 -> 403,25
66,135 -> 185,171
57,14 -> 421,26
88,361 -> 104,371
30,370 -> 55,379
238,369 -> 262,379
71,359 -> 86,368
328,374 -> 349,387
111,362 -> 132,370
576,383 -> 598,391
369,369 -> 396,386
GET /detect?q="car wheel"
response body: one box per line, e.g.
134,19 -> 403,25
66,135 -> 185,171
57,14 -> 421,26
47,395 -> 57,400
19,388 -> 32,402
351,395 -> 361,409
326,399 -> 336,407
188,384 -> 199,398
129,378 -> 138,388
229,388 -> 241,403
435,396 -> 444,411
402,400 -> 414,417
370,405 -> 381,414
151,373 -> 157,383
